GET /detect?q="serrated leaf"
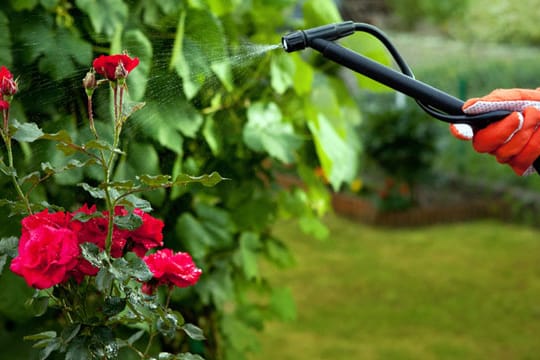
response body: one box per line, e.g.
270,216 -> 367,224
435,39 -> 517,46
79,182 -> 106,199
0,236 -> 19,257
238,232 -> 260,280
127,330 -> 145,345
28,295 -> 49,317
181,323 -> 206,341
80,242 -> 104,267
114,212 -> 142,231
76,0 -> 128,38
138,174 -> 172,187
11,120 -> 44,143
124,252 -> 153,282
95,267 -> 113,292
84,139 -> 113,152
61,323 -> 81,343
40,130 -> 72,143
270,53 -> 294,95
24,331 -> 57,342
19,171 -> 41,186
0,157 -> 15,176
174,171 -> 227,187
270,287 -> 297,321
116,194 -> 152,212
244,102 -> 303,164
104,296 -> 127,317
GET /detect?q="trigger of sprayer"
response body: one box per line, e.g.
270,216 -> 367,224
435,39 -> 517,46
281,21 -> 356,52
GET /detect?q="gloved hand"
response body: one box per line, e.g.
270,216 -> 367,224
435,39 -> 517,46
450,88 -> 540,175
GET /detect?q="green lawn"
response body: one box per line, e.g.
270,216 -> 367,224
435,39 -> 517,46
251,214 -> 540,360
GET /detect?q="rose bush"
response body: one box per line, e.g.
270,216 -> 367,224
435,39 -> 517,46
0,54 -> 217,359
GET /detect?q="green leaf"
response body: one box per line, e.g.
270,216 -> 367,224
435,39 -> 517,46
95,268 -> 113,292
181,323 -> 206,341
79,182 -> 107,199
174,171 -> 227,187
291,53 -> 314,95
76,0 -> 128,39
170,9 -> 230,98
9,0 -> 38,11
270,287 -> 296,321
66,337 -> 92,360
0,236 -> 19,258
24,331 -> 57,342
124,252 -> 153,282
114,211 -> 143,231
238,232 -> 260,280
28,295 -> 49,317
61,323 -> 81,344
177,353 -> 205,360
11,120 -> 44,143
157,312 -> 179,338
80,242 -> 104,267
308,113 -> 358,190
103,296 -> 127,317
244,101 -> 303,164
40,130 -> 73,143
138,174 -> 172,187
342,34 -> 393,92
116,194 -> 153,212
303,0 -> 342,26
270,53 -> 294,94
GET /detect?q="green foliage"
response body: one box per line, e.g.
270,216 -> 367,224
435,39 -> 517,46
359,96 -> 440,186
452,0 -> 540,44
0,0 -> 391,358
387,0 -> 469,30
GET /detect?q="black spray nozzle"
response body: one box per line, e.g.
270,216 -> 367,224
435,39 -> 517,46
282,21 -> 355,52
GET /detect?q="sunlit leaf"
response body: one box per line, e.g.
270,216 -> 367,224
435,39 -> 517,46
270,53 -> 294,94
11,120 -> 44,143
238,232 -> 260,280
303,0 -> 342,26
244,101 -> 303,164
76,0 -> 128,39
181,323 -> 206,340
114,212 -> 142,231
79,182 -> 106,199
174,171 -> 227,187
138,174 -> 172,187
270,287 -> 296,321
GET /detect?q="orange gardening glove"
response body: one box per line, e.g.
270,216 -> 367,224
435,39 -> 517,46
450,88 -> 540,176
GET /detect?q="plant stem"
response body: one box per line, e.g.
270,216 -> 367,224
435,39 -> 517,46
1,108 -> 32,214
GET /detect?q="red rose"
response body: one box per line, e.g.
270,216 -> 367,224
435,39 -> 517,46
93,54 -> 139,81
142,249 -> 202,295
0,66 -> 17,96
0,100 -> 9,110
10,210 -> 80,289
126,209 -> 164,257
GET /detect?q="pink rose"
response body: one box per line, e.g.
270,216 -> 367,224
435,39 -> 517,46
142,249 -> 202,295
10,210 -> 80,289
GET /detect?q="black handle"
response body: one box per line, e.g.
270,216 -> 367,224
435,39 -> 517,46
309,37 -> 540,174
310,38 -> 512,128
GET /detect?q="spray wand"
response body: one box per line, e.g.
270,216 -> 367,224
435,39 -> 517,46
281,21 -> 513,127
281,21 -> 540,173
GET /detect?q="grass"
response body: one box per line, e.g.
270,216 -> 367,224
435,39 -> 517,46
250,214 -> 540,360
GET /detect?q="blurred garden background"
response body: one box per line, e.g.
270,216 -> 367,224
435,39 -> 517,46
1,0 -> 540,359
